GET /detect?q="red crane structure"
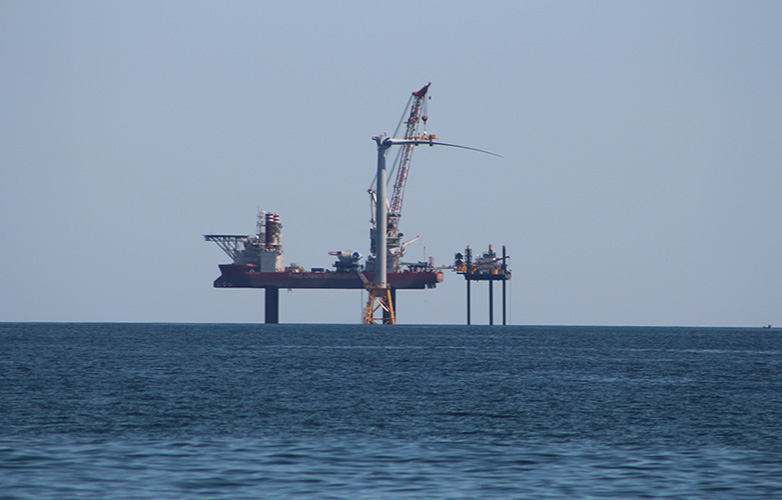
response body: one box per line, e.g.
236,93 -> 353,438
367,83 -> 434,278
363,83 -> 500,324
389,83 -> 432,219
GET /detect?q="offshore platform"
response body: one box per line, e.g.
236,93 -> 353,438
455,245 -> 512,325
205,83 -> 506,324
205,211 -> 442,324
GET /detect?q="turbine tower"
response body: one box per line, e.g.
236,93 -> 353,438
364,134 -> 501,325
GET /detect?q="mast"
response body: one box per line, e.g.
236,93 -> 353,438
388,82 -> 430,223
367,83 -> 432,276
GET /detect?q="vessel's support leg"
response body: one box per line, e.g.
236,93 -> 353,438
489,280 -> 494,326
265,286 -> 279,324
502,245 -> 508,325
466,279 -> 471,326
502,278 -> 507,326
364,286 -> 396,325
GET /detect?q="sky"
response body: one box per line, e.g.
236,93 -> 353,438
2,1 -> 780,326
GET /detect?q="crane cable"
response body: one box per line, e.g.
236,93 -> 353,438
421,94 -> 429,135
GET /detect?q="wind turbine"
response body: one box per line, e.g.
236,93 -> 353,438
365,134 -> 502,324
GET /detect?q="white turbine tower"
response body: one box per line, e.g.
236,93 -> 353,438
365,134 -> 502,324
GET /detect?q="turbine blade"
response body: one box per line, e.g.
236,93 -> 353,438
428,141 -> 504,158
389,138 -> 503,158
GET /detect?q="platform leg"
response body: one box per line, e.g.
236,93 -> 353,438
265,287 -> 279,324
502,245 -> 508,325
502,278 -> 507,326
466,279 -> 471,325
489,280 -> 494,326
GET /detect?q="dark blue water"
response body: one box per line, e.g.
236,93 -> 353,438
1,323 -> 781,498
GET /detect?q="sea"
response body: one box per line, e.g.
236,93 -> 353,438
1,323 -> 781,499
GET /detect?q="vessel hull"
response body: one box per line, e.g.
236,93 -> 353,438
214,264 -> 442,290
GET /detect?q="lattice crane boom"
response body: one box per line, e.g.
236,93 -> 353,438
388,82 -> 430,220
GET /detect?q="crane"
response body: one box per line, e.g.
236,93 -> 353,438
389,82 -> 431,221
365,133 -> 501,325
368,83 -> 433,275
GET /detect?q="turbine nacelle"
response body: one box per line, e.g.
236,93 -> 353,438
372,134 -> 395,150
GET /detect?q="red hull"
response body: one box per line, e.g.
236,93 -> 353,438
214,264 -> 442,289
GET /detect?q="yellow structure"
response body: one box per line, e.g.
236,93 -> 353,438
363,286 -> 396,325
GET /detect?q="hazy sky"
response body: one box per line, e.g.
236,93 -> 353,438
2,1 -> 780,326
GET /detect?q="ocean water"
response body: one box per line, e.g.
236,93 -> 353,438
1,323 -> 781,499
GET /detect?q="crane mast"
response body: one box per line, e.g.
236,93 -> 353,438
368,82 -> 432,275
389,82 -> 430,224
